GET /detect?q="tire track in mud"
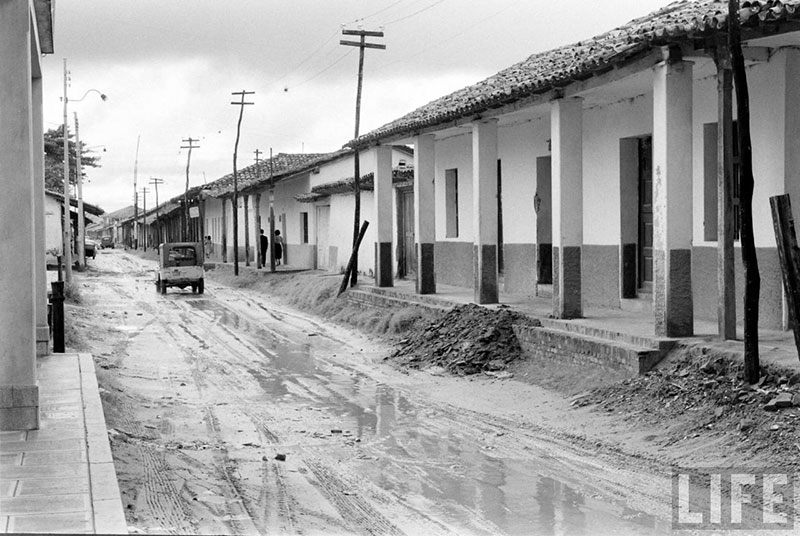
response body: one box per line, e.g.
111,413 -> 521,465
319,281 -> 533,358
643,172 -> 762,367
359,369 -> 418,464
304,459 -> 405,536
112,396 -> 197,535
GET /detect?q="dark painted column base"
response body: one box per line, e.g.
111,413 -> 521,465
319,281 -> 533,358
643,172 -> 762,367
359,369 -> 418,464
620,242 -> 637,299
553,246 -> 582,319
375,242 -> 394,287
473,244 -> 498,304
654,248 -> 694,337
416,243 -> 436,294
537,243 -> 552,284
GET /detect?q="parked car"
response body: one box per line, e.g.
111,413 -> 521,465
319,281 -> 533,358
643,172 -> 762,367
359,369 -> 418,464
156,242 -> 204,294
100,236 -> 114,249
84,239 -> 97,259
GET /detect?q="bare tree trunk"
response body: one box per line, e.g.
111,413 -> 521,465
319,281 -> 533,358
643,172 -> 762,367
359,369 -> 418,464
729,0 -> 761,383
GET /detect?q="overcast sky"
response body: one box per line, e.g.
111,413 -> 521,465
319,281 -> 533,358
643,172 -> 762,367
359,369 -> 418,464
42,0 -> 672,213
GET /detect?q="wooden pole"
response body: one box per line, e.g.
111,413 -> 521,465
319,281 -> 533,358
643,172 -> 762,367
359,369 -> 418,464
714,44 -> 737,340
231,90 -> 254,276
341,29 -> 385,288
338,221 -> 370,296
729,0 -> 761,383
770,195 -> 800,359
244,194 -> 251,266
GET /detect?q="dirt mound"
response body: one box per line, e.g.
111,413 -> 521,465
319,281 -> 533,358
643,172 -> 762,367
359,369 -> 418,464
388,303 -> 540,375
575,349 -> 800,467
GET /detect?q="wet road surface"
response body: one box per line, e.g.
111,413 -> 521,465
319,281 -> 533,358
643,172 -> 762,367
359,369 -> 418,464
77,250 -> 671,535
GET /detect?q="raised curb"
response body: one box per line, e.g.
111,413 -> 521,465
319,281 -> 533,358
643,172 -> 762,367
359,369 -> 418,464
77,354 -> 127,534
513,324 -> 665,375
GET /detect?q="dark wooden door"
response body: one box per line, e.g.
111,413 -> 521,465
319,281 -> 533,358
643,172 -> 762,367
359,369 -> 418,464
638,137 -> 653,291
397,188 -> 416,278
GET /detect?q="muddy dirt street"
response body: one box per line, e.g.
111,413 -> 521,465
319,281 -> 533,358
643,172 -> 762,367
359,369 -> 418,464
71,249 -> 674,535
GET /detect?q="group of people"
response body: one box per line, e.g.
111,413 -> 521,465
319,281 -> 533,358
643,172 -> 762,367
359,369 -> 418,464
202,229 -> 284,267
260,228 -> 283,266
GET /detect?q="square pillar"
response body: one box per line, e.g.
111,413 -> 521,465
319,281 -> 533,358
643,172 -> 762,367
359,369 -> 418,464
472,119 -> 499,304
551,97 -> 584,319
414,134 -> 436,294
374,145 -> 394,287
32,76 -> 49,355
653,59 -> 694,337
0,0 -> 39,430
221,197 -> 228,263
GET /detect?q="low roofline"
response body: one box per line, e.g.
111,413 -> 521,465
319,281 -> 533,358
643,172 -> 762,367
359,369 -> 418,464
347,0 -> 800,148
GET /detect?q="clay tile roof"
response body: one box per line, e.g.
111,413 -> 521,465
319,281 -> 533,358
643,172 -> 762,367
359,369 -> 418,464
295,167 -> 415,202
351,0 -> 800,147
206,152 -> 332,198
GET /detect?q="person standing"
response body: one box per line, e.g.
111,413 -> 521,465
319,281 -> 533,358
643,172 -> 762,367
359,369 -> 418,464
274,229 -> 284,266
259,229 -> 269,267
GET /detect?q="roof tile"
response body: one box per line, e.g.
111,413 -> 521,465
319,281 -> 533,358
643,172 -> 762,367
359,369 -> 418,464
352,0 -> 800,146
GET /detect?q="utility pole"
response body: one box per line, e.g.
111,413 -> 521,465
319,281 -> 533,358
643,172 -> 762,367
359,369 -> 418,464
133,135 -> 140,249
728,0 -> 760,383
74,112 -> 86,270
254,149 -> 263,269
140,187 -> 149,252
340,28 -> 385,287
269,148 -> 276,273
230,90 -> 254,276
180,137 -> 200,241
62,58 -> 73,282
149,177 -> 164,245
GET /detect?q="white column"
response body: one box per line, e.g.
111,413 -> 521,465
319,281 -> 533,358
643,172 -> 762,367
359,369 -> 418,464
32,75 -> 49,355
414,134 -> 436,294
374,145 -> 394,287
653,58 -> 694,337
551,97 -> 583,318
0,0 -> 39,430
472,119 -> 499,304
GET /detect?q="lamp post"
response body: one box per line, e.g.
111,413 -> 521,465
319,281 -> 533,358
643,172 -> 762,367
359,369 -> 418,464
61,58 -> 106,280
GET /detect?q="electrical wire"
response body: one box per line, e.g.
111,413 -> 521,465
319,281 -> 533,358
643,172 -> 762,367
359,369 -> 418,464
381,0 -> 447,26
347,0 -> 406,25
290,49 -> 356,89
374,2 -> 515,73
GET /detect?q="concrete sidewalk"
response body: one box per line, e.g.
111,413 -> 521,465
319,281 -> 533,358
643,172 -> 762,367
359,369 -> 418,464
1,353 -> 126,534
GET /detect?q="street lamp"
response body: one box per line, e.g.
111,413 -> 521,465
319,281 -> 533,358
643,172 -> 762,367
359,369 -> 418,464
61,58 -> 107,281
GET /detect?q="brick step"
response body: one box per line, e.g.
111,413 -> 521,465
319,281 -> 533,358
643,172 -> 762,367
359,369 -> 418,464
353,286 -> 454,309
513,324 -> 666,375
538,317 -> 676,352
344,288 -> 451,312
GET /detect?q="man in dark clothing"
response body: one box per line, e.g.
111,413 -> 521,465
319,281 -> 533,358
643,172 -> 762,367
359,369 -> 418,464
259,228 -> 269,267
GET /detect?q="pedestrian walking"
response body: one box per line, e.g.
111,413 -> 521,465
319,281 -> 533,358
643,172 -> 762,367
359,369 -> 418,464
260,229 -> 269,267
204,235 -> 213,258
274,229 -> 284,266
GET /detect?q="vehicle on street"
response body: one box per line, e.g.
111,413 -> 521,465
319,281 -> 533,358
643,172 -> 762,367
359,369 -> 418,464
84,239 -> 97,259
100,236 -> 114,249
156,242 -> 204,294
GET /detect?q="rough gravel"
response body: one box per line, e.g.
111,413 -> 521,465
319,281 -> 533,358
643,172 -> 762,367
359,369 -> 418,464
387,303 -> 540,375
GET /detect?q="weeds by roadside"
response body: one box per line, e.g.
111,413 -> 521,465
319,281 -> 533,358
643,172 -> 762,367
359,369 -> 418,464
207,269 -> 440,337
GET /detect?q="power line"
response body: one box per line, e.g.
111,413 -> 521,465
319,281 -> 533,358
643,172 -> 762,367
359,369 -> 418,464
374,2 -> 514,74
270,28 -> 341,89
381,0 -> 447,26
291,49 -> 355,88
347,0 -> 405,25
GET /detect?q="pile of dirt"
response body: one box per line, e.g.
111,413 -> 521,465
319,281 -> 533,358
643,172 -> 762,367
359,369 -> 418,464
575,348 -> 800,467
387,303 -> 540,375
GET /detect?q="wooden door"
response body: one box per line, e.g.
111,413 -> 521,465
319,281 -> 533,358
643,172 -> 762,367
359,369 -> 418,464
638,137 -> 653,291
316,205 -> 330,270
397,188 -> 416,278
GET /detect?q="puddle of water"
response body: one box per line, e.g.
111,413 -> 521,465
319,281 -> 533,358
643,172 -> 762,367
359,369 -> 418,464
187,299 -> 669,535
